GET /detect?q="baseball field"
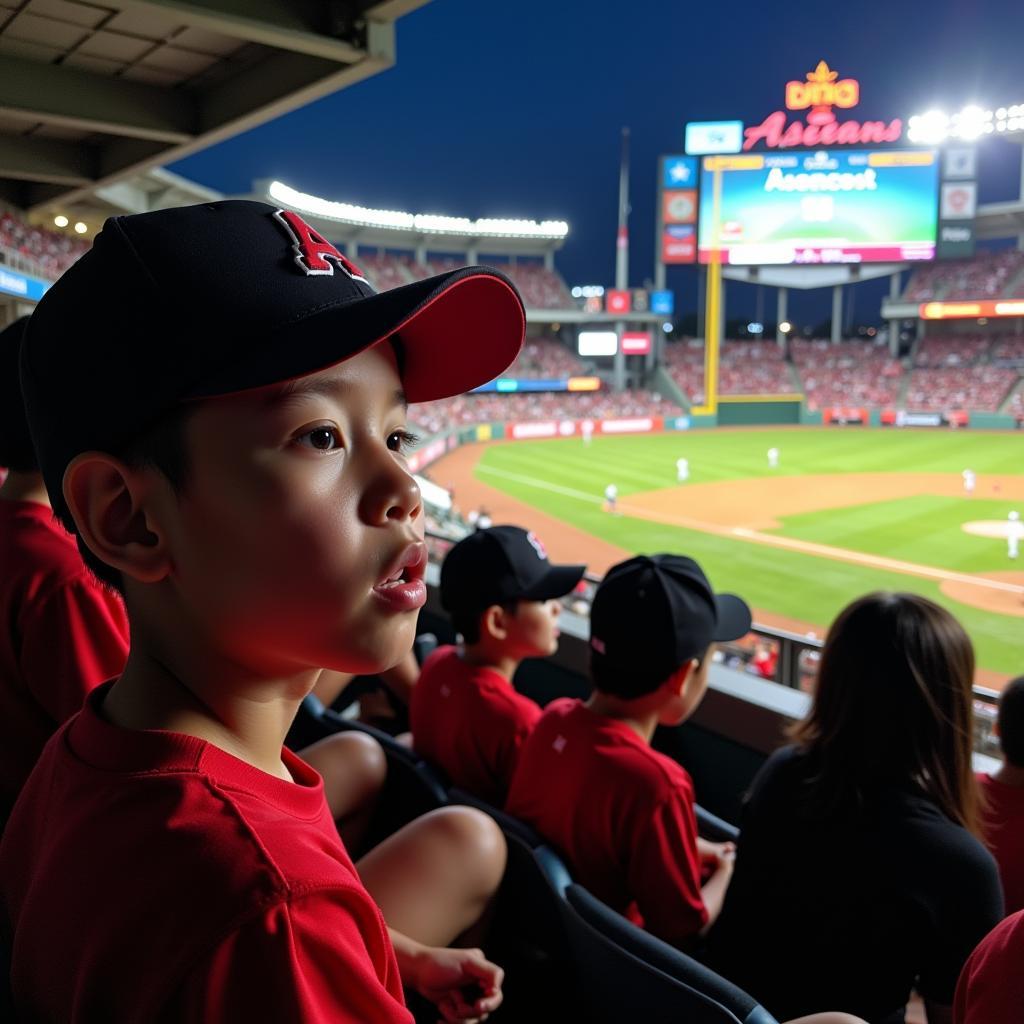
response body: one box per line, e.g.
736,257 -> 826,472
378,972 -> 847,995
431,427 -> 1024,686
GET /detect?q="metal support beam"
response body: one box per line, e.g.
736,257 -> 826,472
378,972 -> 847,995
117,0 -> 366,63
831,285 -> 843,345
776,287 -> 788,348
0,55 -> 195,144
0,135 -> 96,187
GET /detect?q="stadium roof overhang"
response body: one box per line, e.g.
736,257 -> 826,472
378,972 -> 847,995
975,200 -> 1024,241
0,0 -> 429,216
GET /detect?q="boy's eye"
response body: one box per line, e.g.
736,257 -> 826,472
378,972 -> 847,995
387,429 -> 420,455
297,427 -> 341,452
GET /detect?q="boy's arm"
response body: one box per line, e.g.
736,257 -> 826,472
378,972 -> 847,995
20,575 -> 129,722
172,892 -> 413,1023
389,928 -> 503,1022
697,850 -> 735,936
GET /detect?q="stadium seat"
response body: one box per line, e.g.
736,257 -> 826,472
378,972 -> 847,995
0,932 -> 13,1024
447,788 -> 578,1021
695,804 -> 740,844
555,883 -> 779,1024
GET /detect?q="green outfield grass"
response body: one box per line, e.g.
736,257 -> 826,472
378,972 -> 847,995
473,428 -> 1024,677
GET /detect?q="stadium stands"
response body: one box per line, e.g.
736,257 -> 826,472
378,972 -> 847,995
664,339 -> 794,402
503,263 -> 574,309
411,389 -> 683,435
903,249 -> 1024,302
0,208 -> 89,280
905,366 -> 1019,412
504,338 -> 586,378
913,335 -> 992,367
791,339 -> 903,409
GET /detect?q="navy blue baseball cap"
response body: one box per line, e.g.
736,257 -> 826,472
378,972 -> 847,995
441,526 -> 586,614
21,200 -> 525,509
590,554 -> 752,686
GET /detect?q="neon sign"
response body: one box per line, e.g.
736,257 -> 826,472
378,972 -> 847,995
744,61 -> 902,150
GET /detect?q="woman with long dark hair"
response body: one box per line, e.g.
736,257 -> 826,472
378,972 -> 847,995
707,592 -> 1003,1024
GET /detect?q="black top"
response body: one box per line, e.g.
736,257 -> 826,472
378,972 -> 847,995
706,745 -> 1003,1024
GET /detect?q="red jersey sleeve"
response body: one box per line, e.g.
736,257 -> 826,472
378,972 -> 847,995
169,890 -> 413,1023
493,697 -> 542,800
19,574 -> 129,723
627,785 -> 709,947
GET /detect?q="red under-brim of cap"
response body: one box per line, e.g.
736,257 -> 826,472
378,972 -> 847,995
186,266 -> 525,404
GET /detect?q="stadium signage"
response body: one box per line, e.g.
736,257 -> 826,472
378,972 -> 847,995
743,61 -> 902,150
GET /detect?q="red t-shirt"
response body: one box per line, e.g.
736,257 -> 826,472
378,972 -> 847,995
506,697 -> 707,947
0,683 -> 412,1023
954,909 -> 1024,1023
0,498 -> 129,812
978,771 -> 1024,915
411,645 -> 542,805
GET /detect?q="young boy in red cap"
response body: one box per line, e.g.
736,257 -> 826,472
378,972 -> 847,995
411,525 -> 585,804
1,200 -> 525,1021
0,316 -> 129,818
506,553 -> 749,950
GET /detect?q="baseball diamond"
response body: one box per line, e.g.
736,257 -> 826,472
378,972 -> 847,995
431,426 -> 1024,686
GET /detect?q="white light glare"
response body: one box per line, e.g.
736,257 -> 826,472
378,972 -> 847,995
73,221 -> 87,234
953,105 -> 988,140
907,110 -> 949,144
268,181 -> 568,239
779,320 -> 793,333
53,214 -> 68,228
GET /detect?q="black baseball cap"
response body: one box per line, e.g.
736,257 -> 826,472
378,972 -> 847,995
441,526 -> 586,614
0,317 -> 35,472
21,200 -> 525,509
590,554 -> 752,688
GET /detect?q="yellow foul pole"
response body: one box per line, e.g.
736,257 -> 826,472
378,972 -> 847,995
700,161 -> 723,417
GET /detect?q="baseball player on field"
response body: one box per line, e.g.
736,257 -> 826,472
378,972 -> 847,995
676,457 -> 689,483
1008,511 -> 1023,560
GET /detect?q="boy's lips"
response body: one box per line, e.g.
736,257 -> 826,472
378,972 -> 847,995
373,541 -> 428,612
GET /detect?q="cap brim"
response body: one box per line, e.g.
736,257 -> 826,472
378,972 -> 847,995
520,564 -> 587,602
188,266 -> 525,404
712,593 -> 753,642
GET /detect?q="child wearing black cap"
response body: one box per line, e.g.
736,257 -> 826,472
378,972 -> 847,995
506,553 -> 751,951
1,201 -> 525,1022
411,525 -> 585,805
0,316 -> 129,818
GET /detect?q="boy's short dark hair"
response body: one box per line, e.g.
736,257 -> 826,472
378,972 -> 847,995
588,554 -> 752,701
998,675 -> 1024,767
0,318 -> 37,472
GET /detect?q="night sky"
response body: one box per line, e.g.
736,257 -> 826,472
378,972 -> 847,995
170,0 -> 1024,326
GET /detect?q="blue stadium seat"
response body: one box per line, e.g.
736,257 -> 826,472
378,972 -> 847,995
555,882 -> 779,1024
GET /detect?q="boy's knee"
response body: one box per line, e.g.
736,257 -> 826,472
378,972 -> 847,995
420,806 -> 507,889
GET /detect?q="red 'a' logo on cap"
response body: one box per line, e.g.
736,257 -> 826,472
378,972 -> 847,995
273,209 -> 371,285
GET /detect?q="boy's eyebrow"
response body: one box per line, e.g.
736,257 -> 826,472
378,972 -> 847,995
266,376 -> 408,412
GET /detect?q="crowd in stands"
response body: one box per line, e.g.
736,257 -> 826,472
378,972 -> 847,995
914,335 -> 993,367
503,337 -> 586,378
904,249 -> 1024,302
791,339 -> 903,409
906,366 -> 1019,413
502,262 -> 574,309
664,339 -> 795,402
412,388 -> 681,434
0,210 -> 90,279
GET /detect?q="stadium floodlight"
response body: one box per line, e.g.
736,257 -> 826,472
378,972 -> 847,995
53,215 -> 68,228
907,101 -> 1023,142
268,180 -> 569,240
73,221 -> 87,234
779,320 -> 793,334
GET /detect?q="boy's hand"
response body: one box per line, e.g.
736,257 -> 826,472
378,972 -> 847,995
408,945 -> 504,1022
697,837 -> 736,868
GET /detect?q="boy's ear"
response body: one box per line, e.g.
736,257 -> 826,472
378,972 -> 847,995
63,453 -> 172,584
667,658 -> 698,697
480,604 -> 510,642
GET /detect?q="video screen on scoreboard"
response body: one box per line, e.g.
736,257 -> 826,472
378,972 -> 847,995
698,149 -> 939,265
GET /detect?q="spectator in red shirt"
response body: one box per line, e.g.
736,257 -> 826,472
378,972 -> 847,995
1,202 -> 527,1022
411,525 -> 585,804
954,909 -> 1024,1023
978,674 -> 1024,914
506,553 -> 752,950
0,317 -> 129,819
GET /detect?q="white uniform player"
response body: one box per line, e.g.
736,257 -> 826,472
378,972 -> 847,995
604,483 -> 618,513
581,419 -> 594,446
1008,511 -> 1023,559
962,468 -> 976,495
767,447 -> 780,469
676,457 -> 689,483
